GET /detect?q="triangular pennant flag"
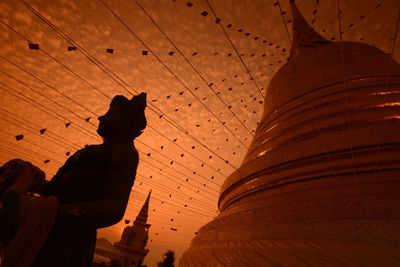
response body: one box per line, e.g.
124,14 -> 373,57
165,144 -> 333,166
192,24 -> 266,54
40,128 -> 46,134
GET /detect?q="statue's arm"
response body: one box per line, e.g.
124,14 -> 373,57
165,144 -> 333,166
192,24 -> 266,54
58,145 -> 138,228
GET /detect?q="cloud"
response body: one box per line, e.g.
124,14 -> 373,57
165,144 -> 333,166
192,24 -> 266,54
47,38 -> 62,49
13,11 -> 32,26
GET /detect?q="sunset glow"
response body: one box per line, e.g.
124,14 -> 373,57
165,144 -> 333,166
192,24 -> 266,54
1,0 -> 399,265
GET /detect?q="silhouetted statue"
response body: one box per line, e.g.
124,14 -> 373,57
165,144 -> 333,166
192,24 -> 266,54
0,93 -> 147,266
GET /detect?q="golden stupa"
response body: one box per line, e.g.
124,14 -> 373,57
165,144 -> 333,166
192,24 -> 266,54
180,1 -> 400,265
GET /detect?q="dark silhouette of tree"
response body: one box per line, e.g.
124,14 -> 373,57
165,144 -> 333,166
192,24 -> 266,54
157,250 -> 175,267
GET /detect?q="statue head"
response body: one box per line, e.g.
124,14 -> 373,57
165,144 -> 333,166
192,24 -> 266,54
97,93 -> 147,143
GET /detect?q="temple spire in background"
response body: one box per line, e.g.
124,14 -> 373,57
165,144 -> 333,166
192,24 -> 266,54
135,190 -> 151,226
289,0 -> 329,57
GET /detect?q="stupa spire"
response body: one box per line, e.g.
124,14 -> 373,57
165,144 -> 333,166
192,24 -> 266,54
134,190 -> 151,226
289,0 -> 329,57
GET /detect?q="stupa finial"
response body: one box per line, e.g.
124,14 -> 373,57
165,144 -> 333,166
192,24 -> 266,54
289,0 -> 329,57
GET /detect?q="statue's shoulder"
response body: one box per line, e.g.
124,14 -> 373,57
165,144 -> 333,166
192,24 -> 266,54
67,144 -> 110,163
70,144 -> 103,156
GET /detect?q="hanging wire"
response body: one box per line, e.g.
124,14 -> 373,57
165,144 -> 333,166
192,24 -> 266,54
0,73 -> 99,139
1,55 -> 222,193
139,158 -> 220,197
0,138 -> 58,163
0,16 -> 237,171
0,139 -> 60,171
1,49 -> 226,186
98,0 -> 249,150
1,81 -> 221,201
136,139 -> 224,185
0,82 -> 101,142
0,150 -> 58,178
0,83 -> 102,143
0,34 -> 229,178
131,188 -> 214,218
1,55 -> 99,117
0,128 -> 65,162
276,0 -> 292,43
133,0 -> 255,137
0,70 -> 96,127
135,178 -> 218,213
139,156 -> 220,197
0,114 -> 219,214
126,198 -> 213,225
0,87 -> 220,200
136,174 -> 218,211
0,107 -> 82,149
147,124 -> 236,172
18,0 -> 248,162
204,0 -> 265,98
0,18 -> 111,100
132,181 -> 218,214
1,0 -> 258,243
0,115 -> 74,151
0,77 -> 223,197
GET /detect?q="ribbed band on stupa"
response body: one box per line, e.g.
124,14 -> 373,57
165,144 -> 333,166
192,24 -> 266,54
180,1 -> 400,265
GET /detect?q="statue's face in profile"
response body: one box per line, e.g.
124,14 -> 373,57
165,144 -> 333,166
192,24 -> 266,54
97,105 -> 131,139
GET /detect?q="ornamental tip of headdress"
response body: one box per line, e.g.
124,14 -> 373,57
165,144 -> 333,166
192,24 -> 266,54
289,0 -> 330,58
131,92 -> 147,109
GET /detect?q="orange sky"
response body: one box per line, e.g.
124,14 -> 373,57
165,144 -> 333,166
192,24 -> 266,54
0,0 -> 399,265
